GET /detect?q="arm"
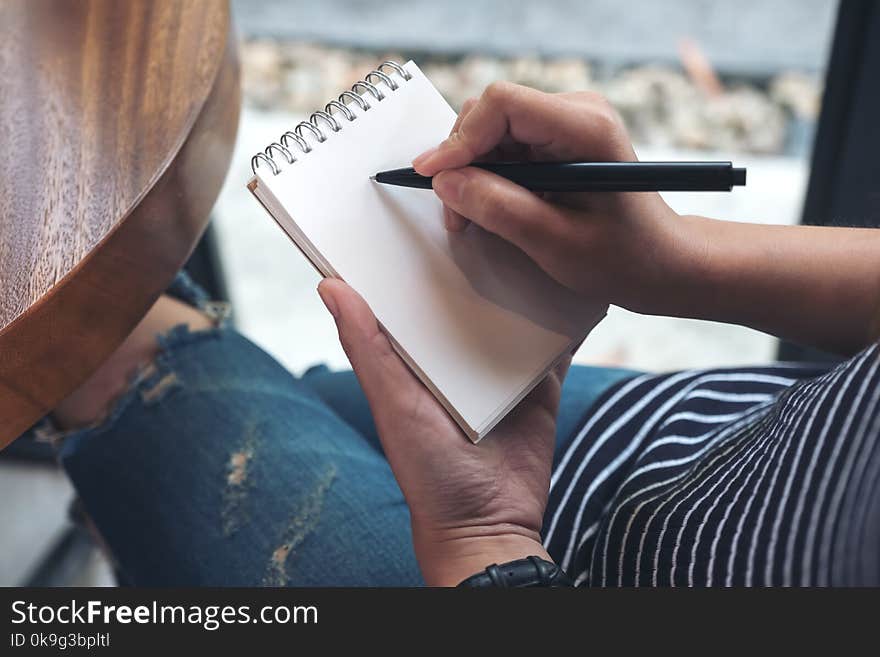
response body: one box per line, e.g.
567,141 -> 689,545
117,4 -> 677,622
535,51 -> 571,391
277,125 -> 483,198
414,82 -> 880,356
663,217 -> 880,355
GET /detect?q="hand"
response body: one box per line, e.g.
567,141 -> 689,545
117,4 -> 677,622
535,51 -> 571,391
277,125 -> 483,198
415,82 -> 880,355
318,279 -> 569,586
412,82 -> 695,315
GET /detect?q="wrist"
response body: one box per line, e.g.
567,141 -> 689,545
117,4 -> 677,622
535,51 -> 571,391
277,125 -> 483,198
618,212 -> 717,318
412,523 -> 551,587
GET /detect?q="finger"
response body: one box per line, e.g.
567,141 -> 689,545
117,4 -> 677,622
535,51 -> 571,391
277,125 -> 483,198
432,166 -> 572,272
544,353 -> 572,408
413,82 -> 541,174
544,353 -> 572,398
443,205 -> 469,232
515,353 -> 571,417
443,97 -> 477,232
413,82 -> 628,176
414,97 -> 477,173
317,279 -> 416,406
554,353 -> 573,381
451,97 -> 478,134
494,135 -> 532,162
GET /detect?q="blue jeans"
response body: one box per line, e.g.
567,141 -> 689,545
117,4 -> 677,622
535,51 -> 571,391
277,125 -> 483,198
51,275 -> 637,586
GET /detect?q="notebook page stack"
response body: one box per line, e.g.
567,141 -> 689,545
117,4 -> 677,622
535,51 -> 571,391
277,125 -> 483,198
248,61 -> 605,441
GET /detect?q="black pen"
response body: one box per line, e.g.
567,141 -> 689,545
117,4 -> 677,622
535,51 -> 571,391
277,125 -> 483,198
371,161 -> 746,192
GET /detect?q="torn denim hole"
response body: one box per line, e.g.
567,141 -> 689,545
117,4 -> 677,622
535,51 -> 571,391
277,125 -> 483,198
165,270 -> 232,328
48,323 -> 227,452
19,270 -> 231,448
139,371 -> 180,405
263,464 -> 337,586
221,420 -> 261,537
36,360 -> 165,448
138,321 -> 236,406
201,300 -> 232,326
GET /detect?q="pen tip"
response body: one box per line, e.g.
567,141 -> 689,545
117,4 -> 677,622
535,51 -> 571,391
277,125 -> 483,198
369,175 -> 377,182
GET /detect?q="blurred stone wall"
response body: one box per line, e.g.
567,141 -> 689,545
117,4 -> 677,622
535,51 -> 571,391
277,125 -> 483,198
232,0 -> 835,76
242,41 -> 823,156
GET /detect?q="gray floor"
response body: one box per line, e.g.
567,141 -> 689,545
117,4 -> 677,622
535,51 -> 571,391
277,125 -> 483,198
232,0 -> 837,75
0,461 -> 114,587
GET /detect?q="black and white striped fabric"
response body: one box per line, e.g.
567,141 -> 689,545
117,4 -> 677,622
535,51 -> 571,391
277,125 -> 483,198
544,341 -> 880,586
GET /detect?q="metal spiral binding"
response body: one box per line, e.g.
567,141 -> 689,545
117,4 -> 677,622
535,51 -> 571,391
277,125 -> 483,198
250,61 -> 413,176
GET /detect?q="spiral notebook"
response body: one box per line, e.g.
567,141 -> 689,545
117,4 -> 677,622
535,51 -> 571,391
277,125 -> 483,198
247,61 -> 606,441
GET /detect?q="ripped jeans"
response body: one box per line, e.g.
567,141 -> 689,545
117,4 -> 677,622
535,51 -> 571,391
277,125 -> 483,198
39,273 -> 637,586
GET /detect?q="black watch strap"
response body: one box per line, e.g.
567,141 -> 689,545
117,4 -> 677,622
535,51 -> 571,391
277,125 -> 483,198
457,556 -> 575,588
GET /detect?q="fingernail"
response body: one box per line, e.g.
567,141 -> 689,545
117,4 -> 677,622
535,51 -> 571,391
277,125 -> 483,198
412,145 -> 440,170
317,283 -> 338,319
432,170 -> 466,203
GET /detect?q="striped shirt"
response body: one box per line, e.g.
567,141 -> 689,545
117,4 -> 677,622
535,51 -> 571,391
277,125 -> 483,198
544,341 -> 880,586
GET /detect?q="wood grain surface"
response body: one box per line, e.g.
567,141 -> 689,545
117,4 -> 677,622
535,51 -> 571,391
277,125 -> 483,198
0,0 -> 240,446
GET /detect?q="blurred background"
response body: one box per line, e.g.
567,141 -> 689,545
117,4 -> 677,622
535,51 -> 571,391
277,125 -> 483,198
2,0 -> 847,586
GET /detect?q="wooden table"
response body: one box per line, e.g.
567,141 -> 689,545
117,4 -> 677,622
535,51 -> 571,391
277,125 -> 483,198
0,0 -> 240,447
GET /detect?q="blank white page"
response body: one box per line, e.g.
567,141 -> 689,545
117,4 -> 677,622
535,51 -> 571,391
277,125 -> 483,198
249,61 -> 605,440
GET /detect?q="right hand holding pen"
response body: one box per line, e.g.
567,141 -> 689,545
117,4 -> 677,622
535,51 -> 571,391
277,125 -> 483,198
412,82 -> 698,314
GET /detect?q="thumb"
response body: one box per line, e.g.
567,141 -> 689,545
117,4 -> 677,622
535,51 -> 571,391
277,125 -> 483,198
317,278 -> 416,404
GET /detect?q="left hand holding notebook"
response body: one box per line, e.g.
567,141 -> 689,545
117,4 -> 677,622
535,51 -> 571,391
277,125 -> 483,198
318,278 -> 567,586
412,82 -> 689,315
